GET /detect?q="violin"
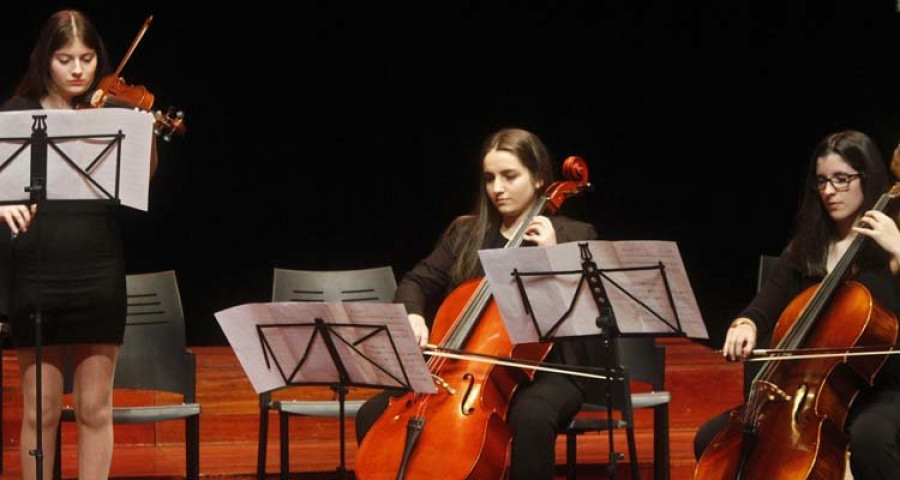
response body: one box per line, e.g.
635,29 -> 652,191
78,15 -> 186,141
355,156 -> 591,479
694,147 -> 900,479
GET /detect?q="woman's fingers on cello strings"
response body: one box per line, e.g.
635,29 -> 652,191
858,210 -> 894,230
524,216 -> 556,246
854,210 -> 900,256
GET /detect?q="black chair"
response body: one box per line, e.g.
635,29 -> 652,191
257,266 -> 397,480
564,337 -> 671,480
54,270 -> 200,479
744,254 -> 779,399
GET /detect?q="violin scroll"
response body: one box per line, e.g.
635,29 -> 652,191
153,107 -> 186,142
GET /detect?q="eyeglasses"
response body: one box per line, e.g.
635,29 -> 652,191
815,173 -> 862,192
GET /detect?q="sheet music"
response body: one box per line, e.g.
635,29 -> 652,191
479,240 -> 708,343
0,109 -> 153,210
214,302 -> 437,394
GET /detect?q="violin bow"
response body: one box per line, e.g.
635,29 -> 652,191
742,345 -> 899,362
423,344 -> 617,381
113,15 -> 153,79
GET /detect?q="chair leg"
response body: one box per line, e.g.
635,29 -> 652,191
54,424 -> 62,480
280,411 -> 290,480
565,431 -> 577,480
187,415 -> 200,480
654,405 -> 670,480
258,406 -> 269,480
626,426 -> 640,480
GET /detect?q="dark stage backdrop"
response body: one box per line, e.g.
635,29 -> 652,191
3,1 -> 900,348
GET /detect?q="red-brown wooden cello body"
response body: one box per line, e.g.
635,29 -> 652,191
694,182 -> 900,479
355,157 -> 591,479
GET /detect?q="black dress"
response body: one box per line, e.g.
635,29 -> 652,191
0,96 -> 126,347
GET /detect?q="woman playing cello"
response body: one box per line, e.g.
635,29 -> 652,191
355,127 -> 602,479
694,130 -> 900,479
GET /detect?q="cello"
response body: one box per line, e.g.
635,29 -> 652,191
694,150 -> 900,479
355,156 -> 591,479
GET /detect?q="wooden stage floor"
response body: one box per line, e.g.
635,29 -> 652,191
0,338 -> 742,479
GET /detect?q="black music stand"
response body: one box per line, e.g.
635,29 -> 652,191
0,110 -> 150,480
507,242 -> 687,480
215,301 -> 434,480
259,318 -> 421,480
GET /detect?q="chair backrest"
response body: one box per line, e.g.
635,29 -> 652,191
64,270 -> 193,399
271,266 -> 397,303
593,336 -> 666,408
617,337 -> 665,391
264,266 -> 397,398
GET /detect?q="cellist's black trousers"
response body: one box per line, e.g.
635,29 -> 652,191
844,387 -> 900,480
693,386 -> 900,480
508,372 -> 584,479
355,371 -> 583,480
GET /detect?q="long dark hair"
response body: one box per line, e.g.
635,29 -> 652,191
789,130 -> 890,277
448,128 -> 555,285
15,10 -> 110,104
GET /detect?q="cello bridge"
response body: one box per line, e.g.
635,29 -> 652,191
431,374 -> 456,395
755,380 -> 791,402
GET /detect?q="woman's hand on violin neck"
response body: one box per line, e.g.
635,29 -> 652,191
0,204 -> 36,235
722,318 -> 757,361
408,314 -> 430,348
853,210 -> 900,260
522,215 -> 557,246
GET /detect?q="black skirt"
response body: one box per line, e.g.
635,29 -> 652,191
8,201 -> 126,347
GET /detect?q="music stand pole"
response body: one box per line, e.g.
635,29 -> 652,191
578,244 -> 630,480
315,318 -> 351,480
23,115 -> 48,480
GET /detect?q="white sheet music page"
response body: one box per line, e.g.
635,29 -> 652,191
0,109 -> 152,210
479,240 -> 708,343
603,240 -> 707,339
215,302 -> 436,394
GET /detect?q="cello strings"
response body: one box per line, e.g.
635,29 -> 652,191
417,197 -> 551,414
748,191 -> 894,420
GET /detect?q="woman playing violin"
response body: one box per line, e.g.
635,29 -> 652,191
694,130 -> 900,479
355,127 -> 602,479
0,10 -> 158,479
